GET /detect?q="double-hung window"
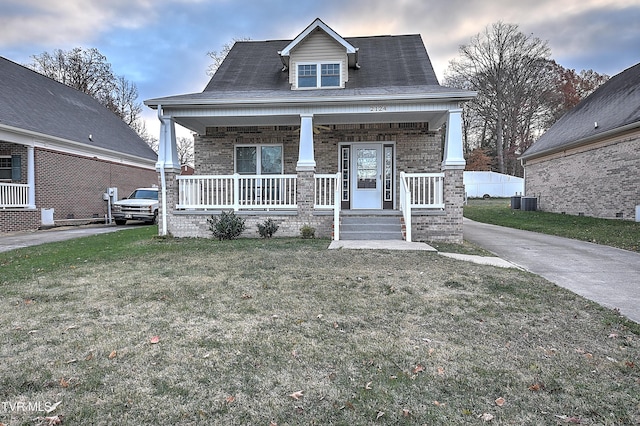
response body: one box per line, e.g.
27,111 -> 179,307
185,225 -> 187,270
235,145 -> 284,205
0,157 -> 11,180
297,63 -> 340,88
235,145 -> 283,175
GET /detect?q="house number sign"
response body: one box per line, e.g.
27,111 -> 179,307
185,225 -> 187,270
369,105 -> 387,112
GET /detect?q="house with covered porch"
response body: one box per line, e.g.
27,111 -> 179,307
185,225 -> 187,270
0,56 -> 157,233
145,19 -> 475,243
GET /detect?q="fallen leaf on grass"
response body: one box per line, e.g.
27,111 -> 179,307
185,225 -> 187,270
608,333 -> 619,338
412,364 -> 425,374
85,352 -> 93,361
269,422 -> 277,426
495,397 -> 505,407
59,377 -> 69,388
289,391 -> 304,400
433,400 -> 446,407
150,335 -> 160,344
479,413 -> 494,421
225,396 -> 235,404
33,415 -> 63,426
437,367 -> 445,376
402,408 -> 411,417
528,382 -> 544,392
626,361 -> 635,368
108,350 -> 117,359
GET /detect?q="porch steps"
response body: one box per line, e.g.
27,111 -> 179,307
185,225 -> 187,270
340,215 -> 403,240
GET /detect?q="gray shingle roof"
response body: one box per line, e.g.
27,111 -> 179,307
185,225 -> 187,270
0,56 -> 157,162
146,34 -> 471,107
204,34 -> 440,92
521,62 -> 640,160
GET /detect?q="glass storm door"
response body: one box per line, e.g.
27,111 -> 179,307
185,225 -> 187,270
352,144 -> 382,209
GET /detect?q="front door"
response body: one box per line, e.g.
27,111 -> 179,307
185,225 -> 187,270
352,144 -> 382,209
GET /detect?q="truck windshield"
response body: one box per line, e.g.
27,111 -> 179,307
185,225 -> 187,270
129,190 -> 158,200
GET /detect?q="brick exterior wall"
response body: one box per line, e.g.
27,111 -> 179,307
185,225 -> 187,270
0,209 -> 39,233
1,142 -> 157,233
165,123 -> 463,242
524,130 -> 640,220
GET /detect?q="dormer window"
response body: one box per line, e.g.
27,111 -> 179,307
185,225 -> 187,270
297,63 -> 341,88
280,19 -> 359,91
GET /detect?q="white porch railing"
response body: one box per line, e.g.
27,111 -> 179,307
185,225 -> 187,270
0,182 -> 30,208
399,172 -> 445,242
315,173 -> 341,241
176,174 -> 297,210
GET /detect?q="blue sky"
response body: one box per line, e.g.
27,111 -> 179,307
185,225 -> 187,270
2,0 -> 639,137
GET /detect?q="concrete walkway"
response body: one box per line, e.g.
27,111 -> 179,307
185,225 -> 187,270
464,218 -> 640,323
0,224 -> 129,253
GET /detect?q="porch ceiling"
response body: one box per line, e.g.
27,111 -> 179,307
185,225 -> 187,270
172,110 -> 449,135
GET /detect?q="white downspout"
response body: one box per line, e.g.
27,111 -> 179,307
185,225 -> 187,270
157,105 -> 168,236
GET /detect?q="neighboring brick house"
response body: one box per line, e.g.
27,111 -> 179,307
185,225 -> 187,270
521,62 -> 640,221
145,19 -> 475,242
0,57 -> 157,233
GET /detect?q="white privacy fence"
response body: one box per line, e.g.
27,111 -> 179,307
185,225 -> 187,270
463,171 -> 523,198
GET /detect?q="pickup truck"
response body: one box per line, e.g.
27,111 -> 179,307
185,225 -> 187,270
112,187 -> 159,225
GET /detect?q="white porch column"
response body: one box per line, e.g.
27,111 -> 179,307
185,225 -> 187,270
156,115 -> 180,172
442,108 -> 466,170
296,113 -> 316,171
156,109 -> 180,236
27,145 -> 35,209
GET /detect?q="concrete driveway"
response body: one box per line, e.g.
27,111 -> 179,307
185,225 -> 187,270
464,218 -> 640,323
0,224 -> 138,253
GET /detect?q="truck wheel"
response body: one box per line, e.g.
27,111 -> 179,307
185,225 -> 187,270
115,219 -> 127,226
148,211 -> 158,225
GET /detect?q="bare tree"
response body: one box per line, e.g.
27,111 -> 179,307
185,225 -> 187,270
206,37 -> 251,76
109,75 -> 143,127
176,136 -> 194,166
447,22 -> 551,174
29,47 -> 144,136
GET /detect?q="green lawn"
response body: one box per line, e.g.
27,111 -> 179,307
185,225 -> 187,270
464,198 -> 640,252
1,228 -> 638,425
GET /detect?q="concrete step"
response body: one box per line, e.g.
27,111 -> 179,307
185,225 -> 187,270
340,215 -> 403,240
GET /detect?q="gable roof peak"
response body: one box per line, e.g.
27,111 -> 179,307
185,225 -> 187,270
279,18 -> 358,58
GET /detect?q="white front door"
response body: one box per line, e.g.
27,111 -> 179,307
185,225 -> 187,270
352,144 -> 382,209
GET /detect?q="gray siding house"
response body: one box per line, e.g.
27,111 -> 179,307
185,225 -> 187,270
521,62 -> 640,221
145,19 -> 475,242
0,57 -> 158,233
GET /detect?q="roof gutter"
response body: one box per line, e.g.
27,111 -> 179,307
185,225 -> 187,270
520,120 -> 640,161
0,123 -> 156,169
145,90 -> 477,109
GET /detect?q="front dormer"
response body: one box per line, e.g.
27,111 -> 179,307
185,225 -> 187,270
279,18 -> 359,90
